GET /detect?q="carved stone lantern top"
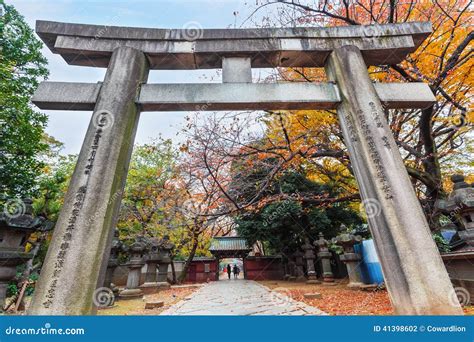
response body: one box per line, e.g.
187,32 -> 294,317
145,237 -> 161,261
125,235 -> 149,267
158,235 -> 175,251
0,199 -> 53,233
435,174 -> 474,248
334,233 -> 362,253
437,175 -> 474,213
314,232 -> 329,251
145,235 -> 175,262
0,198 -> 53,266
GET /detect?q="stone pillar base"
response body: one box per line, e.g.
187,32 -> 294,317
321,281 -> 338,286
139,282 -> 170,294
119,288 -> 143,299
306,279 -> 321,284
347,282 -> 364,290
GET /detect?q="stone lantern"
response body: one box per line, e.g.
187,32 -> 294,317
103,228 -> 123,296
335,233 -> 364,289
156,235 -> 174,287
302,237 -> 320,284
119,236 -> 149,299
293,250 -> 305,281
0,199 -> 52,307
437,174 -> 474,246
436,174 -> 474,305
286,255 -> 297,281
140,237 -> 161,292
140,235 -> 174,292
314,232 -> 335,284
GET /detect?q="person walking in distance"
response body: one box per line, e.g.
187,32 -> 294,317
226,264 -> 231,280
233,264 -> 239,279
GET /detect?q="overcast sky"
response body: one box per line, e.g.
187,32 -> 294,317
10,0 -> 270,155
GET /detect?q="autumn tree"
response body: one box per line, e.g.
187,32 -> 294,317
245,0 -> 473,229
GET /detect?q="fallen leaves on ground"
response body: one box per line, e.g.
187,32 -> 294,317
462,306 -> 474,315
261,280 -> 393,315
261,281 -> 474,316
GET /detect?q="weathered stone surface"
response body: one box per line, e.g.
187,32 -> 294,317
222,57 -> 252,83
35,20 -> 431,69
161,280 -> 326,315
315,233 -> 335,283
302,238 -> 320,284
0,199 -> 52,307
335,233 -> 364,289
32,82 -> 435,111
303,293 -> 322,299
32,82 -> 101,110
28,46 -> 149,315
145,301 -> 164,309
325,45 -> 462,315
360,284 -> 379,291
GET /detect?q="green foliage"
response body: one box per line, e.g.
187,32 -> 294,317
33,154 -> 77,221
0,3 -> 49,200
433,233 -> 451,253
235,169 -> 362,255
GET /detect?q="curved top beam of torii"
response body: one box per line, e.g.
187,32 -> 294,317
35,20 -> 432,69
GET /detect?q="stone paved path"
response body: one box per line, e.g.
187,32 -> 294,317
160,279 -> 326,315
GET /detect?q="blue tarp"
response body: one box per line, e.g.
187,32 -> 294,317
354,239 -> 384,285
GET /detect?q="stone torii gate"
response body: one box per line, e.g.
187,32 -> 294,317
28,20 -> 462,315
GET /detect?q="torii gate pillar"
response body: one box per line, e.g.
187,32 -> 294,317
325,45 -> 462,315
29,47 -> 149,314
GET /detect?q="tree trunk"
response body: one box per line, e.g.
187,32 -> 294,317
178,233 -> 199,284
16,239 -> 43,311
170,257 -> 177,284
